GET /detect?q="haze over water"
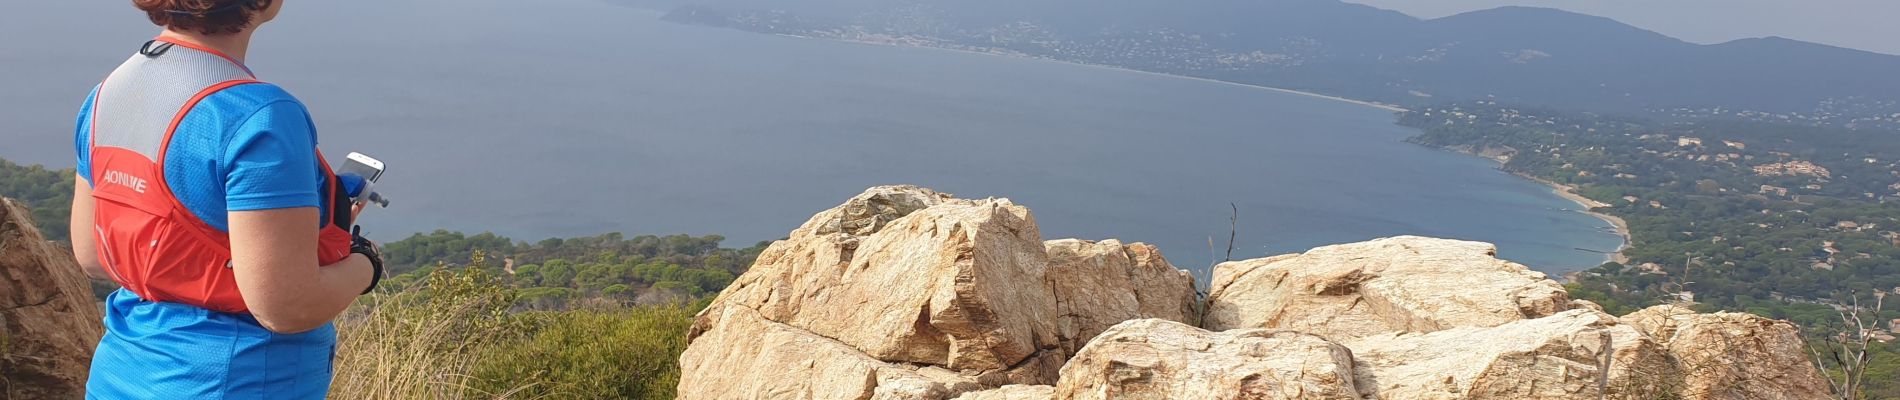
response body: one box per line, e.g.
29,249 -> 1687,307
1,0 -> 1624,278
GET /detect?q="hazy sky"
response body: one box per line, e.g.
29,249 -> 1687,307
1345,0 -> 1900,55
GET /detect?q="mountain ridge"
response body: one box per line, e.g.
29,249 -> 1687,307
645,0 -> 1900,116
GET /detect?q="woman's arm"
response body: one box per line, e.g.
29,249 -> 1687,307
69,175 -> 109,280
229,207 -> 373,334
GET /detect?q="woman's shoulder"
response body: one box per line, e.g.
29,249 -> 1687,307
197,82 -> 310,118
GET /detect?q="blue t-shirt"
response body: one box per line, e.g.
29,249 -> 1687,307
76,83 -> 331,230
76,83 -> 337,400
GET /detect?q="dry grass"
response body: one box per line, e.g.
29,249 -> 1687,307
327,258 -> 694,400
329,266 -> 537,400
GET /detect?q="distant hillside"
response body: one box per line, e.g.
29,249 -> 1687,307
644,0 -> 1900,117
0,158 -> 73,242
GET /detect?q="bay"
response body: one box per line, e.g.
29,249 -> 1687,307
0,0 -> 1625,281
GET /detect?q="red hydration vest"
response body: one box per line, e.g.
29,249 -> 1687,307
88,37 -> 356,314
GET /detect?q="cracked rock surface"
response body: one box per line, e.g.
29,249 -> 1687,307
678,186 -> 1197,399
676,187 -> 1830,400
1204,236 -> 1572,342
2,198 -> 103,399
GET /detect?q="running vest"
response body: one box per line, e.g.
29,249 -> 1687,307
88,37 -> 356,314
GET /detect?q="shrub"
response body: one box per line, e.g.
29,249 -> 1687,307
467,306 -> 693,400
330,251 -> 698,400
330,263 -> 532,399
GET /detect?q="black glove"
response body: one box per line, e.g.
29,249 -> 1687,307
352,225 -> 384,295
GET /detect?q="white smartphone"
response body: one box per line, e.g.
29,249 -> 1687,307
339,152 -> 386,182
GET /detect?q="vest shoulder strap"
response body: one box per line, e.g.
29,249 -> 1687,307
92,40 -> 257,161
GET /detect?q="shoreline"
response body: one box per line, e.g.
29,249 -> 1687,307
807,36 -> 1411,113
779,31 -> 1625,267
1419,146 -> 1635,268
1514,173 -> 1632,266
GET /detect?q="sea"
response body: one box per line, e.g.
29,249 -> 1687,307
0,0 -> 1626,282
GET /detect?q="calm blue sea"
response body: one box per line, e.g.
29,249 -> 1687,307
0,0 -> 1625,281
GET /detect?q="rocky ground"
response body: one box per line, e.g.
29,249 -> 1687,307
1,198 -> 102,399
678,185 -> 1831,400
0,187 -> 1833,399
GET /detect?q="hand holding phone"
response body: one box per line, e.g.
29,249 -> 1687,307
338,152 -> 390,208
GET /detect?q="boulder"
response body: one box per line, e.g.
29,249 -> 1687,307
681,186 -> 1067,399
952,385 -> 1054,400
1053,319 -> 1362,400
679,188 -> 1834,400
678,303 -> 987,400
1044,239 -> 1197,355
695,185 -> 1058,375
1204,236 -> 1570,341
1346,309 -> 1678,399
1621,305 -> 1832,400
1,198 -> 103,399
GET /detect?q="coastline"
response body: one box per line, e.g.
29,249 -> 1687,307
1420,146 -> 1634,268
776,31 -> 1625,267
1516,173 -> 1632,265
806,36 -> 1412,113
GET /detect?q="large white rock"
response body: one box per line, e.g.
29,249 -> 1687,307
680,186 -> 1069,400
1346,309 -> 1678,399
951,385 -> 1054,400
1621,305 -> 1832,400
1053,319 -> 1362,400
678,303 -> 986,400
696,185 -> 1059,375
679,191 -> 1834,400
1044,239 -> 1197,355
1204,236 -> 1571,341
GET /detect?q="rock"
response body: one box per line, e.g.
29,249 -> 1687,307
680,189 -> 1833,400
1053,319 -> 1362,400
681,186 -> 1067,399
697,185 -> 1058,373
678,303 -> 986,400
1,198 -> 103,399
1204,236 -> 1570,341
952,385 -> 1054,400
1346,309 -> 1678,400
809,185 -> 954,237
1568,299 -> 1606,313
1044,239 -> 1197,355
1621,305 -> 1832,400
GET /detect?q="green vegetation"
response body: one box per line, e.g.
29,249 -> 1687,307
331,261 -> 528,399
1403,101 -> 1900,397
333,254 -> 698,399
468,306 -> 691,399
379,230 -> 768,307
0,158 -> 74,242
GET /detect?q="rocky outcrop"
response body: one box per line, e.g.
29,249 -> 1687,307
1044,239 -> 1196,355
1203,236 -> 1571,341
679,186 -> 1201,399
677,303 -> 986,399
1622,305 -> 1831,400
1054,319 -> 1360,400
2,198 -> 103,399
951,385 -> 1054,400
688,185 -> 1059,378
677,186 -> 1832,400
1346,309 -> 1678,399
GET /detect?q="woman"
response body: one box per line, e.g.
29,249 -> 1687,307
69,1 -> 382,398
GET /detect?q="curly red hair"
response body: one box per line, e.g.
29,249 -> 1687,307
131,0 -> 273,35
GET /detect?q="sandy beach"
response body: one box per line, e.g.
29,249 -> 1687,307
1518,173 -> 1632,265
1416,144 -> 1637,267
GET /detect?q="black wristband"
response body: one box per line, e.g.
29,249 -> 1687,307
352,226 -> 384,295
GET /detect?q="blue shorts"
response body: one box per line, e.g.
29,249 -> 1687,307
87,289 -> 336,399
